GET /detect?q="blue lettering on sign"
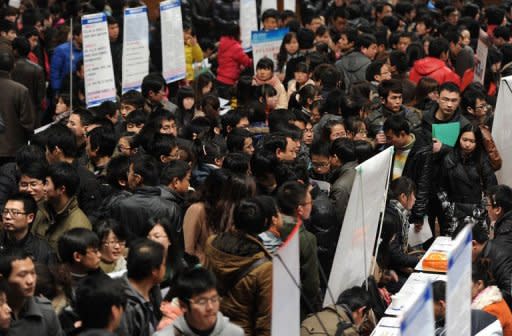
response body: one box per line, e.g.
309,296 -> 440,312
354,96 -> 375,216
82,13 -> 107,25
126,7 -> 147,15
160,0 -> 181,10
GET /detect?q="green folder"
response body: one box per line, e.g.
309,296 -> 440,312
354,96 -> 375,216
432,122 -> 460,147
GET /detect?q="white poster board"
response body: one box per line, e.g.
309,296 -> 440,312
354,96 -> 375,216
240,0 -> 258,51
324,147 -> 393,307
160,0 -> 186,83
447,225 -> 472,336
283,0 -> 296,11
492,75 -> 512,187
122,6 -> 149,93
252,28 -> 289,73
261,0 -> 277,12
272,224 -> 300,336
474,30 -> 489,85
82,13 -> 117,107
8,0 -> 20,8
400,282 -> 435,336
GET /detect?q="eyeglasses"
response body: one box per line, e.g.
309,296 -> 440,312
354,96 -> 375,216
189,295 -> 222,306
475,104 -> 487,111
19,181 -> 43,189
118,145 -> 137,153
102,240 -> 126,247
2,209 -> 27,217
312,161 -> 330,167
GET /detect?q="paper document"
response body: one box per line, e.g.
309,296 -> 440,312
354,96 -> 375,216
408,216 -> 432,246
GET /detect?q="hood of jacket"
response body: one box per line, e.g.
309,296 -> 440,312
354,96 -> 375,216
219,36 -> 240,53
205,232 -> 271,286
472,285 -> 503,310
412,57 -> 448,77
339,51 -> 371,73
172,313 -> 237,335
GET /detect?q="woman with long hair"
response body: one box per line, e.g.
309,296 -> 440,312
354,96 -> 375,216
440,124 -> 497,230
183,170 -> 256,264
276,31 -> 299,81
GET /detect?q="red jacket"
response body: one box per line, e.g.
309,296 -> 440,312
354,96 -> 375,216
409,57 -> 461,87
216,36 -> 252,85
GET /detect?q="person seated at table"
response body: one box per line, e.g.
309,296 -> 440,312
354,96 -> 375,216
433,280 -> 503,336
377,176 -> 422,293
301,286 -> 376,335
471,259 -> 512,335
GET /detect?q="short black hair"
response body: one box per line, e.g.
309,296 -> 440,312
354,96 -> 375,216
125,108 -> 147,126
432,280 -> 446,302
389,176 -> 416,199
174,267 -> 217,303
428,37 -> 450,58
378,79 -> 403,99
356,33 -> 377,50
0,249 -> 33,279
250,149 -> 277,178
383,114 -> 410,136
106,155 -> 130,189
131,154 -> 160,186
94,218 -> 128,244
57,228 -> 99,265
160,160 -> 191,186
75,277 -> 126,329
227,128 -> 252,153
141,73 -> 165,98
5,192 -> 37,216
438,81 -> 460,95
487,185 -> 512,213
336,286 -> 371,311
262,8 -> 280,22
310,140 -> 330,157
330,138 -> 357,163
486,6 -> 505,26
366,60 -> 387,82
12,37 -> 30,57
148,134 -> 178,161
222,152 -> 250,175
19,162 -> 47,182
233,198 -> 268,234
121,90 -> 145,109
256,57 -> 274,70
15,145 -> 46,169
461,88 -> 486,111
47,162 -> 80,197
277,181 -> 308,216
87,126 -> 117,158
126,238 -> 165,281
46,123 -> 78,158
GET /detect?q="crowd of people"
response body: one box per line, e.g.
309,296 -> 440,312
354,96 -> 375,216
0,0 -> 511,335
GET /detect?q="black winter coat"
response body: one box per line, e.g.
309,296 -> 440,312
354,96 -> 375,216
393,131 -> 433,224
478,239 -> 512,308
378,202 -> 419,271
441,149 -> 497,218
493,211 -> 512,248
0,231 -> 57,264
110,186 -> 182,243
213,0 -> 240,32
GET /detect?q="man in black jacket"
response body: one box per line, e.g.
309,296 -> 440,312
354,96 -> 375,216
111,154 -> 182,244
11,37 -> 44,128
486,185 -> 512,246
472,224 -> 512,308
45,124 -> 103,220
0,192 -> 56,264
384,114 -> 432,232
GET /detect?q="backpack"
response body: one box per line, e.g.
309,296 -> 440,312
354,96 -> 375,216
300,305 -> 359,336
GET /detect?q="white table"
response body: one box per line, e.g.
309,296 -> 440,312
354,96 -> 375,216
370,317 -> 401,336
414,236 -> 454,273
384,272 -> 447,317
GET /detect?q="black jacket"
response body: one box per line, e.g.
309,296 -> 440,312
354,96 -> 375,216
11,58 -> 45,127
493,211 -> 512,248
441,149 -> 497,218
378,201 -> 419,271
306,194 -> 339,282
72,160 -> 103,221
213,0 -> 240,33
0,162 -> 18,211
0,231 -> 56,265
111,186 -> 182,243
478,239 -> 512,308
393,131 -> 433,224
